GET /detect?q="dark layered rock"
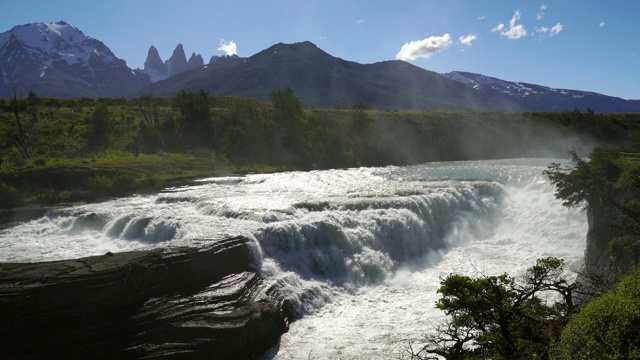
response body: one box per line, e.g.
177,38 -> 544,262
0,236 -> 289,359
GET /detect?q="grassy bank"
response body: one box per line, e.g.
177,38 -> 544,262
0,153 -> 235,208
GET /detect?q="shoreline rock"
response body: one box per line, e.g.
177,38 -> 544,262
0,236 -> 289,359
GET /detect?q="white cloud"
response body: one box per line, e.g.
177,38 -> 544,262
494,9 -> 527,39
217,39 -> 237,56
477,15 -> 485,20
395,34 -> 452,61
502,24 -> 527,39
536,26 -> 549,34
492,23 -> 505,32
459,33 -> 478,46
549,23 -> 563,36
356,19 -> 365,25
535,22 -> 563,39
537,4 -> 546,21
599,21 -> 606,27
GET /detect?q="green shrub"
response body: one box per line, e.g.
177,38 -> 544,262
136,174 -> 163,192
57,190 -> 86,202
551,268 -> 640,359
0,184 -> 22,208
90,175 -> 112,198
32,157 -> 47,166
112,171 -> 137,194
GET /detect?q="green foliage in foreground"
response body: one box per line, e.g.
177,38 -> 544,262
551,268 -> 640,360
407,258 -> 577,360
407,256 -> 640,360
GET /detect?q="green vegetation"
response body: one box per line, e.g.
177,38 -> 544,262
545,145 -> 640,270
405,142 -> 640,359
1,89 -> 639,210
551,268 -> 640,360
407,257 -> 577,360
407,257 -> 640,360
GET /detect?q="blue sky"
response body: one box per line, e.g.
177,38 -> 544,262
2,0 -> 639,99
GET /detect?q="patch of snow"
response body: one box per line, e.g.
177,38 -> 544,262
445,72 -> 474,85
45,22 -> 64,37
572,95 -> 584,99
143,68 -> 167,82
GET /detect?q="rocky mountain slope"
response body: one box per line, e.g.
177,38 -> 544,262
139,41 -> 511,111
0,21 -> 150,98
443,71 -> 640,113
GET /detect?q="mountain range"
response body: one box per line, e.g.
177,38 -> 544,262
142,44 -> 205,82
1,21 -> 639,112
0,21 -> 150,98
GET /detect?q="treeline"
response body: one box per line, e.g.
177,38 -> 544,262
0,88 -> 639,208
1,89 -> 639,171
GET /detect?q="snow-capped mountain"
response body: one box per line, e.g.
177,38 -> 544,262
0,21 -> 150,98
443,71 -> 640,113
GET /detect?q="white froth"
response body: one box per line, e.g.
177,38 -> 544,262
0,159 -> 586,358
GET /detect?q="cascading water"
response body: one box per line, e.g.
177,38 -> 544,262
0,159 -> 586,359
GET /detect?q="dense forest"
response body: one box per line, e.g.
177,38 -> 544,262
1,88 -> 639,208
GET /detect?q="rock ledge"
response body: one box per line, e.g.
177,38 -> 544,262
0,236 -> 288,359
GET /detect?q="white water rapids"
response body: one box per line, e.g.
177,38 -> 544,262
0,159 -> 586,359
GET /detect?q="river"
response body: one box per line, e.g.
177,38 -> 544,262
0,159 -> 586,359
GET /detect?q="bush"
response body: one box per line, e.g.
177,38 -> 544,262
0,184 -> 22,208
90,175 -> 112,198
551,268 -> 640,359
112,171 -> 137,195
136,174 -> 163,193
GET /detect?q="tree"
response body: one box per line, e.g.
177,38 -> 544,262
407,258 -> 577,360
4,90 -> 41,159
88,103 -> 112,150
269,87 -> 304,160
544,146 -> 639,271
135,92 -> 161,131
173,89 -> 213,148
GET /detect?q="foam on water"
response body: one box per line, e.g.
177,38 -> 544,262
0,159 -> 586,358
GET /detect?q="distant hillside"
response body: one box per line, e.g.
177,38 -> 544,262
138,41 -> 512,111
443,71 -> 640,113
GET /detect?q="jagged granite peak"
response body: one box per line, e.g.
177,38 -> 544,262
142,45 -> 167,82
144,45 -> 165,72
167,43 -> 188,77
209,54 -> 239,64
0,21 -> 150,98
187,52 -> 204,69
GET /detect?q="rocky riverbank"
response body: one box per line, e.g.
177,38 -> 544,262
0,236 -> 289,359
